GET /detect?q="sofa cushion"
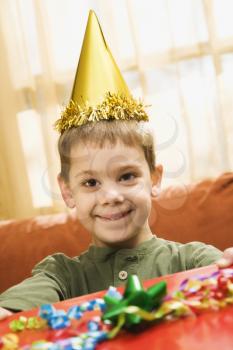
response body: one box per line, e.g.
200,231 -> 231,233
151,172 -> 233,250
0,213 -> 91,293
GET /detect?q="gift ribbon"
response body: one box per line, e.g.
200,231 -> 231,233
3,269 -> 233,350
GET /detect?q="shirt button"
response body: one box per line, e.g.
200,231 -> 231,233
126,256 -> 137,262
118,270 -> 128,280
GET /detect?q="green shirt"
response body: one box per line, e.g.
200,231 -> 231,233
0,237 -> 222,311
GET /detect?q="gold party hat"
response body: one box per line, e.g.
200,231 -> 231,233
55,10 -> 149,133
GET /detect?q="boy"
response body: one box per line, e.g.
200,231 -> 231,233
0,10 -> 232,319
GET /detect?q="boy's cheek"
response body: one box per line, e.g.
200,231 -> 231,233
75,206 -> 91,220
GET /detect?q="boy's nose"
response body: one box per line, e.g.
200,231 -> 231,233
97,186 -> 124,205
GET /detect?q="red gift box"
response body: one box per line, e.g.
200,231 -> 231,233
1,265 -> 233,350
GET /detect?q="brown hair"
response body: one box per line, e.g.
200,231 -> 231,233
58,120 -> 156,182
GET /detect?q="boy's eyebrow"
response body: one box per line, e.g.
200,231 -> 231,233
75,163 -> 142,178
114,164 -> 142,173
75,170 -> 97,178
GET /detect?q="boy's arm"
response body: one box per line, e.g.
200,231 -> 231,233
185,244 -> 233,270
179,241 -> 222,270
0,255 -> 70,312
0,273 -> 64,312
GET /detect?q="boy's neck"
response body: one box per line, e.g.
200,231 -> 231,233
92,230 -> 155,249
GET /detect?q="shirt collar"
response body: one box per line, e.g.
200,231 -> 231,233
86,236 -> 158,262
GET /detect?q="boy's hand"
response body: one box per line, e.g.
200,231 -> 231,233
0,307 -> 13,320
216,248 -> 233,268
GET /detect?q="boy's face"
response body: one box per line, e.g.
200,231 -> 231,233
58,141 -> 162,248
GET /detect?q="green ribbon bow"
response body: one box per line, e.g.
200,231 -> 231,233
102,275 -> 167,329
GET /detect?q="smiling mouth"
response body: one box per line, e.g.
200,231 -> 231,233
96,209 -> 133,221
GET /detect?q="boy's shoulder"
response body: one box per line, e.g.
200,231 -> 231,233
156,236 -> 221,250
32,252 -> 82,274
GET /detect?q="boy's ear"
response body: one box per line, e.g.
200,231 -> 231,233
151,164 -> 163,197
57,174 -> 76,209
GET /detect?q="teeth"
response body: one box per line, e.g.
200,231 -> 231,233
107,214 -> 122,220
100,210 -> 131,221
111,214 -> 122,220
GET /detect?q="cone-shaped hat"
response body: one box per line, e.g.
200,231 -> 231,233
55,10 -> 148,133
71,10 -> 131,107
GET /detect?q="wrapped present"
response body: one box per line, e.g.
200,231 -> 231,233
1,265 -> 233,350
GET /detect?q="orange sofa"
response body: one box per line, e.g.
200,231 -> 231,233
0,172 -> 233,294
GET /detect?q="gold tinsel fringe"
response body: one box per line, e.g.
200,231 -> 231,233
54,92 -> 149,133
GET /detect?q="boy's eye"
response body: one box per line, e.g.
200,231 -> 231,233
120,172 -> 136,181
82,179 -> 98,187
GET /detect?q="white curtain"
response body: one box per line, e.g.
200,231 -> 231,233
0,0 -> 232,219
